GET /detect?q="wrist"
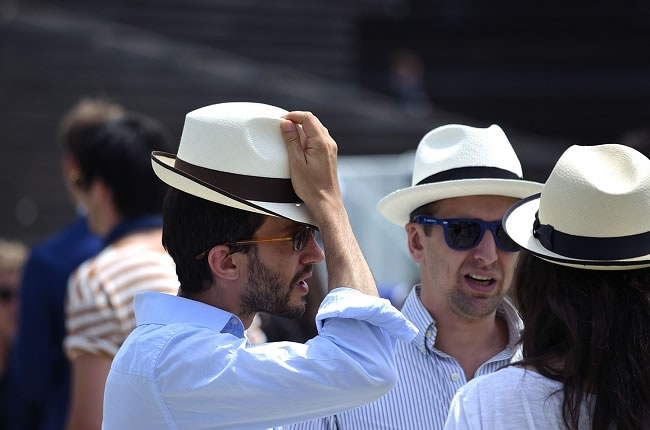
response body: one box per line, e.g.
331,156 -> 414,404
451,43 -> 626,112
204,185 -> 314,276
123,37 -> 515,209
309,197 -> 347,227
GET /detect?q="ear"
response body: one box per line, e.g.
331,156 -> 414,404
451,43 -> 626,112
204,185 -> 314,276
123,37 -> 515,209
207,245 -> 241,281
406,223 -> 426,263
62,155 -> 79,180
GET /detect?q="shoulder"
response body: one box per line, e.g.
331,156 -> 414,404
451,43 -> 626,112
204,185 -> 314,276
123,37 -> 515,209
33,217 -> 103,266
109,232 -> 175,269
446,367 -> 568,429
459,367 -> 529,397
113,323 -> 243,379
460,366 -> 561,399
70,237 -> 174,288
449,367 -> 562,422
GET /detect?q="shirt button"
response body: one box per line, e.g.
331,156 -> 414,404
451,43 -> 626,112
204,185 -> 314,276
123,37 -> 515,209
450,373 -> 460,382
419,346 -> 426,354
425,330 -> 432,338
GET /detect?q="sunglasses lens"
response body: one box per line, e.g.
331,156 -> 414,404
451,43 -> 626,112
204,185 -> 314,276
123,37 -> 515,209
446,221 -> 482,249
495,225 -> 519,251
293,227 -> 314,251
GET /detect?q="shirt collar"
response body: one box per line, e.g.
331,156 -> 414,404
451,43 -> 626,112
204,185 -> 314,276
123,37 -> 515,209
401,285 -> 436,353
104,215 -> 163,246
402,285 -> 523,357
134,292 -> 245,338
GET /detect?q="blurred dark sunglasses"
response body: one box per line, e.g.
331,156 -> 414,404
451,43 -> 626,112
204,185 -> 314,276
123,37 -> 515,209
0,287 -> 18,303
412,215 -> 519,252
195,225 -> 317,260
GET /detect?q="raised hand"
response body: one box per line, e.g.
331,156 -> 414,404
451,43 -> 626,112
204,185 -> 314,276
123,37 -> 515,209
280,111 -> 378,296
281,111 -> 342,218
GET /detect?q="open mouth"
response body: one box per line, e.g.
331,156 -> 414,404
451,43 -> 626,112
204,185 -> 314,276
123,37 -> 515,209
294,279 -> 309,295
292,268 -> 313,295
465,274 -> 496,287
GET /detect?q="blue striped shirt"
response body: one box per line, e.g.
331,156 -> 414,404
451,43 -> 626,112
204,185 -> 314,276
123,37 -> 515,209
289,285 -> 522,430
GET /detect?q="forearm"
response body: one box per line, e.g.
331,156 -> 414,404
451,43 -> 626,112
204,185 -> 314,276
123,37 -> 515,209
280,111 -> 378,297
66,354 -> 111,430
315,200 -> 377,296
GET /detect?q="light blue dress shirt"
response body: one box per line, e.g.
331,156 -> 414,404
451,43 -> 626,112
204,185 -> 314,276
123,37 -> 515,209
102,288 -> 418,430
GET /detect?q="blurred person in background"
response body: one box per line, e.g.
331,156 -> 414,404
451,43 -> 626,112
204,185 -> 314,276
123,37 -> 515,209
445,144 -> 650,429
0,239 -> 32,430
63,113 -> 179,430
12,99 -> 121,430
102,103 -> 417,430
388,49 -> 433,117
292,124 -> 542,430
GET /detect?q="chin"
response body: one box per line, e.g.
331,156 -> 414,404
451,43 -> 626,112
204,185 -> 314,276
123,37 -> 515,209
284,302 -> 307,320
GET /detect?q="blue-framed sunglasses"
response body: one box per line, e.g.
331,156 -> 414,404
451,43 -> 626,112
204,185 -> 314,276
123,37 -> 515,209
412,215 -> 519,252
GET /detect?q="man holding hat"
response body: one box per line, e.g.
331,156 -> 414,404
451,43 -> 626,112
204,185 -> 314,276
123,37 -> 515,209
102,102 -> 417,430
292,124 -> 542,429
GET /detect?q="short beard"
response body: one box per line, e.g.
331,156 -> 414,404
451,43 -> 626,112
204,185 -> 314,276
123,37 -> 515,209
240,247 -> 309,320
448,280 -> 506,320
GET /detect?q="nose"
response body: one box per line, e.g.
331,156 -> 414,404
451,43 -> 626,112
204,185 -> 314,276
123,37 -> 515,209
299,233 -> 325,265
472,229 -> 499,264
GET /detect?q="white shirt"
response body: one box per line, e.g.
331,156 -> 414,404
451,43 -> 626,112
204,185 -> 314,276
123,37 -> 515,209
102,288 -> 418,430
445,366 -> 593,429
289,285 -> 522,430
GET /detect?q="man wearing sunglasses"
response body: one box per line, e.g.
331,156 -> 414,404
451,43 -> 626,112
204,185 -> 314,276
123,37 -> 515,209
292,124 -> 542,430
102,103 -> 417,430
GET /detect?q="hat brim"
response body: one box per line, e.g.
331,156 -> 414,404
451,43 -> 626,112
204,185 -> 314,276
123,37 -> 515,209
378,179 -> 544,226
152,152 -> 317,226
503,194 -> 650,270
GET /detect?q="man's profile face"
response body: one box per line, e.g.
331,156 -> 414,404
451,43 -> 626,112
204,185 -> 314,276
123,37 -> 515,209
240,217 -> 324,319
412,195 -> 519,320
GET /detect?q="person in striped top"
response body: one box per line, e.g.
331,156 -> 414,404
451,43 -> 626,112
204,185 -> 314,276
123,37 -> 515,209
291,124 -> 543,429
63,113 -> 179,430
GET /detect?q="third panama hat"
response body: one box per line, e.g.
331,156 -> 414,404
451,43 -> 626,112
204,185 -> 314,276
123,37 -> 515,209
503,144 -> 650,270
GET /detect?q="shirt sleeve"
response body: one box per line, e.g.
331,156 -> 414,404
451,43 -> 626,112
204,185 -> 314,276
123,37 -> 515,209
154,288 -> 418,430
64,262 -> 122,359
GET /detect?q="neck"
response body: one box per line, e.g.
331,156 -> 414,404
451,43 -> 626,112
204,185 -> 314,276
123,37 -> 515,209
100,211 -> 122,237
422,291 -> 509,379
180,283 -> 255,330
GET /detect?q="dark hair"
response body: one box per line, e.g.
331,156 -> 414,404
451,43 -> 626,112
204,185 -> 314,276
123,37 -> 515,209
70,113 -> 175,218
161,188 -> 265,294
409,201 -> 439,235
512,251 -> 650,430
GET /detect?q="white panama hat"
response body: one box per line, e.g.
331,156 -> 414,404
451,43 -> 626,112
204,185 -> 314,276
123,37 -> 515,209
504,144 -> 650,270
378,123 -> 543,225
151,102 -> 316,226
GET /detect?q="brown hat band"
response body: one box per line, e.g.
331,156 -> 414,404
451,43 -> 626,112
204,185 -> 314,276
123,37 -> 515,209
167,154 -> 301,203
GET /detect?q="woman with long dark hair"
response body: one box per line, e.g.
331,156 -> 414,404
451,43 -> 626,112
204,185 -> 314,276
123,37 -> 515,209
444,144 -> 650,429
